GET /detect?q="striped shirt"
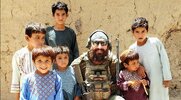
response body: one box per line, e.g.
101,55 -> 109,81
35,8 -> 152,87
11,46 -> 36,93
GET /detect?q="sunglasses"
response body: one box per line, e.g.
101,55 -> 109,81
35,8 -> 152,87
92,41 -> 108,46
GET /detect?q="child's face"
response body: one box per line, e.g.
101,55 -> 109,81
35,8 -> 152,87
27,33 -> 45,49
55,53 -> 69,69
34,55 -> 52,75
53,9 -> 68,25
124,59 -> 140,72
133,27 -> 147,43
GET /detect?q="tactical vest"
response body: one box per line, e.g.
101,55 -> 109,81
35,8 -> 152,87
72,52 -> 118,100
83,61 -> 112,100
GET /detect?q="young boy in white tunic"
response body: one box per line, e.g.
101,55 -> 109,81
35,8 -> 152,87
129,17 -> 172,100
11,22 -> 46,100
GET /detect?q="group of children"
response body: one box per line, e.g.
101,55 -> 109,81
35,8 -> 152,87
117,17 -> 172,100
20,46 -> 80,100
10,1 -> 172,100
11,1 -> 80,100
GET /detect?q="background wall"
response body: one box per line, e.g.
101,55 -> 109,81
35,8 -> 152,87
1,0 -> 181,99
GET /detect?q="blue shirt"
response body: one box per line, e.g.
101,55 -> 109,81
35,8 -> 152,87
55,66 -> 81,100
20,71 -> 63,100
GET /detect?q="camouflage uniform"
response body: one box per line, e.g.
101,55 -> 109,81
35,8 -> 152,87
71,51 -> 118,100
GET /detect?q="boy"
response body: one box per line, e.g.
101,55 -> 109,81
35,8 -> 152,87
54,46 -> 81,100
129,17 -> 172,100
45,1 -> 79,65
117,49 -> 149,100
20,46 -> 63,100
11,22 -> 46,100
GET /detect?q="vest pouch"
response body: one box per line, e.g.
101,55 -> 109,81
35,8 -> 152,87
82,91 -> 94,100
94,88 -> 111,100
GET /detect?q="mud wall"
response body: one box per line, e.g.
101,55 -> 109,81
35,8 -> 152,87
1,0 -> 181,99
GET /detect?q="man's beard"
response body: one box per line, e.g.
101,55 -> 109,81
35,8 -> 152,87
88,48 -> 108,64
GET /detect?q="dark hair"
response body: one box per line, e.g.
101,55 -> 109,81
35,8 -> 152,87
120,49 -> 139,66
25,22 -> 46,37
131,17 -> 149,32
54,46 -> 69,57
52,1 -> 68,16
32,46 -> 55,62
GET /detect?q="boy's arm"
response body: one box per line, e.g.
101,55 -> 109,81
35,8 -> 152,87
157,38 -> 172,81
45,30 -> 51,46
15,93 -> 20,100
74,83 -> 81,100
45,26 -> 51,45
74,96 -> 80,100
142,73 -> 150,87
11,53 -> 21,94
140,74 -> 150,96
20,77 -> 29,100
45,34 -> 49,45
137,65 -> 146,78
55,75 -> 64,100
163,80 -> 170,87
72,32 -> 79,59
117,71 -> 130,91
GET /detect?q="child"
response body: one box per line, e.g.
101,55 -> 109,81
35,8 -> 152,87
117,49 -> 149,100
20,46 -> 63,100
129,17 -> 172,100
45,1 -> 79,65
54,46 -> 81,100
11,22 -> 46,100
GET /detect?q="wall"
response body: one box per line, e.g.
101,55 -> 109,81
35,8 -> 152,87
1,0 -> 181,99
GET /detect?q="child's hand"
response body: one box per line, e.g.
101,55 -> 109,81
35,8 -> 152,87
74,96 -> 80,100
128,80 -> 141,88
140,79 -> 148,86
137,66 -> 146,78
163,80 -> 170,88
127,81 -> 134,86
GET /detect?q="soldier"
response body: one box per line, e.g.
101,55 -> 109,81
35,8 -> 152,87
71,30 -> 124,100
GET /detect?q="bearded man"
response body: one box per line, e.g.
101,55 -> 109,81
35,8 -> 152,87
71,30 -> 124,100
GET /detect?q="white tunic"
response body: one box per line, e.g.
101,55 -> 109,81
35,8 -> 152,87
11,46 -> 36,93
129,37 -> 172,100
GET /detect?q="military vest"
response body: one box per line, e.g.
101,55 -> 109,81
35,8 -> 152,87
84,61 -> 111,100
71,52 -> 118,100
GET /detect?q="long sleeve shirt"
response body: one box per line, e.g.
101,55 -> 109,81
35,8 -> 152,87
45,26 -> 79,65
11,46 -> 36,93
20,71 -> 63,100
117,70 -> 149,100
129,37 -> 172,100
